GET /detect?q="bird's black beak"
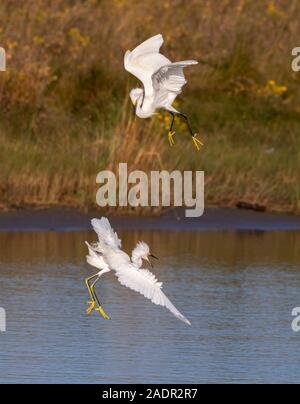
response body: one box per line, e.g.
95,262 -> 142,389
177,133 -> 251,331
146,254 -> 159,269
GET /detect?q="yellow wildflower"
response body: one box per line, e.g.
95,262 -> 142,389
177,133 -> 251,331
266,80 -> 287,96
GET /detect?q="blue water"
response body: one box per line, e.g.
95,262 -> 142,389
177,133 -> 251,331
0,230 -> 300,383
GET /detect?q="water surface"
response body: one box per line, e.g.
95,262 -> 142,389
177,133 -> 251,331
1,229 -> 300,383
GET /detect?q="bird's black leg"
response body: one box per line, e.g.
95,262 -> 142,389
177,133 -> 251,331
178,113 -> 203,151
178,113 -> 194,137
167,111 -> 176,146
169,112 -> 175,132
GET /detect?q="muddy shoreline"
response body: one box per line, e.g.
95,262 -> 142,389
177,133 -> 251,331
0,207 -> 299,232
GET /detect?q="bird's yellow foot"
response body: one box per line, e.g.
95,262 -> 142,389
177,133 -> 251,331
86,300 -> 95,315
168,131 -> 175,146
192,134 -> 204,151
95,305 -> 111,320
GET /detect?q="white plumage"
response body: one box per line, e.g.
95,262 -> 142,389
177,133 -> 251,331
85,217 -> 191,325
124,34 -> 203,150
91,217 -> 122,249
124,33 -> 197,118
85,241 -> 109,272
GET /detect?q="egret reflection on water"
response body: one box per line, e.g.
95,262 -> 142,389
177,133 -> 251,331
85,217 -> 191,325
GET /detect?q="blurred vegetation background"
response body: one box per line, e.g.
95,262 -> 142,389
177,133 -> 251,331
0,0 -> 299,213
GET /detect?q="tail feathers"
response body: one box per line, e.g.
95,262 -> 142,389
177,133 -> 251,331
85,241 -> 109,271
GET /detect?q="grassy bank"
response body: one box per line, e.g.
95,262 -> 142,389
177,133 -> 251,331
0,0 -> 299,213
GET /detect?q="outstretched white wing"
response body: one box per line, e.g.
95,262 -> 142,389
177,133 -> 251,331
152,61 -> 198,107
115,266 -> 191,325
126,34 -> 164,61
91,217 -> 121,250
124,34 -> 171,96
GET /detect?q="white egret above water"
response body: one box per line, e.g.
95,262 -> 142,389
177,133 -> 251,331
85,217 -> 191,325
124,33 -> 203,150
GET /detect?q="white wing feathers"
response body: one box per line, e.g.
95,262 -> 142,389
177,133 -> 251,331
126,34 -> 164,61
152,61 -> 198,104
87,216 -> 191,325
85,241 -> 110,271
91,217 -> 121,250
115,267 -> 191,325
124,34 -> 170,96
137,268 -> 163,288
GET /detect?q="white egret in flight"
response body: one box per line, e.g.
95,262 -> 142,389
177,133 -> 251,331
124,34 -> 203,150
85,217 -> 191,325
